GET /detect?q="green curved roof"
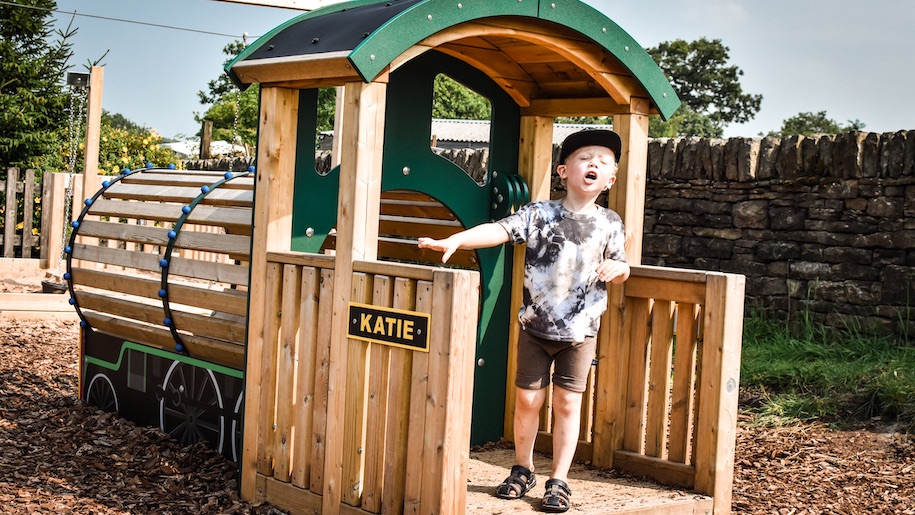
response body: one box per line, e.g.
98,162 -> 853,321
226,0 -> 680,119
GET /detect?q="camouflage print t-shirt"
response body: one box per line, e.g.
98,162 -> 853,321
497,199 -> 626,342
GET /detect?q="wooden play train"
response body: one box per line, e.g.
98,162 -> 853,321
66,1 -> 747,513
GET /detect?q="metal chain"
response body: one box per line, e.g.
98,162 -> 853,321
60,84 -> 88,275
231,33 -> 248,155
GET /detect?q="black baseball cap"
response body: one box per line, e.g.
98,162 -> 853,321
558,129 -> 622,164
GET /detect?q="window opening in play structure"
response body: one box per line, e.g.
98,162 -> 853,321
431,74 -> 492,185
315,87 -> 337,176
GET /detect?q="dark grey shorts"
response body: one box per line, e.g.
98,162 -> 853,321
514,329 -> 596,393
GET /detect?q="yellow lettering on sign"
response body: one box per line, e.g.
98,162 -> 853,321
360,313 -> 372,332
403,320 -> 413,339
374,315 -> 385,334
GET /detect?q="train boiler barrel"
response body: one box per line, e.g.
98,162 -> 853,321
65,167 -> 254,370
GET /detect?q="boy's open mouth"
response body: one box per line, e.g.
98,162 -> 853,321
585,171 -> 598,180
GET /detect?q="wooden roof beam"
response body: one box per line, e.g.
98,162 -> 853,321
522,96 -> 654,117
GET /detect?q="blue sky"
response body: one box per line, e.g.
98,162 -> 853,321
49,0 -> 915,140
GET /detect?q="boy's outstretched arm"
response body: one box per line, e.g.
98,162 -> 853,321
417,222 -> 510,263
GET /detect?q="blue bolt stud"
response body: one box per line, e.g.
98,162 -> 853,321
168,163 -> 176,170
158,289 -> 167,298
168,230 -> 177,239
63,272 -> 71,280
68,297 -> 76,305
163,317 -> 172,327
175,343 -> 185,353
102,180 -> 110,188
71,221 -> 79,229
146,162 -> 154,169
79,320 -> 87,329
182,205 -> 191,214
84,198 -> 92,206
159,259 -> 169,268
123,168 -> 130,174
224,172 -> 233,180
65,246 -> 72,254
201,185 -> 210,194
248,165 -> 255,173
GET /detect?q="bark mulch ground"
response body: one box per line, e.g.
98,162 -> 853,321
1,319 -> 913,514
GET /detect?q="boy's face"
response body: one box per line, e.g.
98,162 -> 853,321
557,145 -> 618,196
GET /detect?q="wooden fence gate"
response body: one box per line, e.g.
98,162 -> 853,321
246,252 -> 480,515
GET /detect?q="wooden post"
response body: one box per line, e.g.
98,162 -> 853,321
241,86 -> 299,500
40,172 -> 67,268
82,66 -> 103,199
322,80 -> 386,515
610,98 -> 650,264
504,115 -> 554,440
201,120 -> 213,160
593,99 -> 650,468
694,273 -> 745,514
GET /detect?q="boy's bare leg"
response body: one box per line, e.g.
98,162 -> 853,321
513,386 -> 547,471
548,385 -> 584,481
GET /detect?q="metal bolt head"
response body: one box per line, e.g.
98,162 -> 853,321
402,166 -> 411,176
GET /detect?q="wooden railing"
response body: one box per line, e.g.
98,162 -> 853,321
524,265 -> 745,514
248,251 -> 480,515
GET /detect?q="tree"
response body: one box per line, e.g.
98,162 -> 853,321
772,111 -> 866,137
647,38 -> 762,138
0,0 -> 74,168
432,75 -> 490,120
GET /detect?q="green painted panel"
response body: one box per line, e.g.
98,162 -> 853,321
291,89 -> 339,254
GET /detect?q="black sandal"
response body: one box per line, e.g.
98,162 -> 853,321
495,464 -> 536,499
541,478 -> 571,513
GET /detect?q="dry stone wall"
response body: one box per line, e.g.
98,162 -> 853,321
644,131 -> 914,336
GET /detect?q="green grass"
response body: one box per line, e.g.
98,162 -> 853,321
739,314 -> 915,431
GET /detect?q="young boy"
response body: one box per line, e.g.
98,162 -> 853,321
418,129 -> 630,512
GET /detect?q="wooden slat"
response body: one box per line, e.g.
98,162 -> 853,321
341,273 -> 371,506
273,264 -> 302,482
70,267 -> 160,301
669,303 -> 700,464
21,169 -> 36,255
75,289 -> 163,326
75,220 -> 250,257
120,173 -> 254,189
88,199 -> 253,234
309,268 -> 335,494
403,280 -> 433,514
104,182 -> 253,207
80,311 -> 245,370
622,297 -> 652,453
625,276 -> 706,305
381,277 -> 415,515
291,267 -> 320,489
255,263 -> 283,477
361,275 -> 393,513
4,168 -> 17,257
72,243 -> 249,284
613,450 -> 697,488
645,300 -> 675,459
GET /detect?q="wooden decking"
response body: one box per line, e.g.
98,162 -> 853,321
467,447 -> 713,515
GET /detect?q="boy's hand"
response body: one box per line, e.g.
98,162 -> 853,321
596,259 -> 630,284
418,236 -> 459,263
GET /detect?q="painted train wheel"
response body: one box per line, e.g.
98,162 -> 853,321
86,373 -> 119,413
231,391 -> 243,463
159,360 -> 225,452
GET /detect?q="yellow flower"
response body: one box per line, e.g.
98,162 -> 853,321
31,228 -> 40,236
121,156 -> 129,163
112,165 -> 120,173
121,146 -> 128,153
16,222 -> 24,230
34,196 -> 41,204
102,136 -> 108,142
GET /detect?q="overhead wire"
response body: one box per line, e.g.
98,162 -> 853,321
0,0 -> 248,39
